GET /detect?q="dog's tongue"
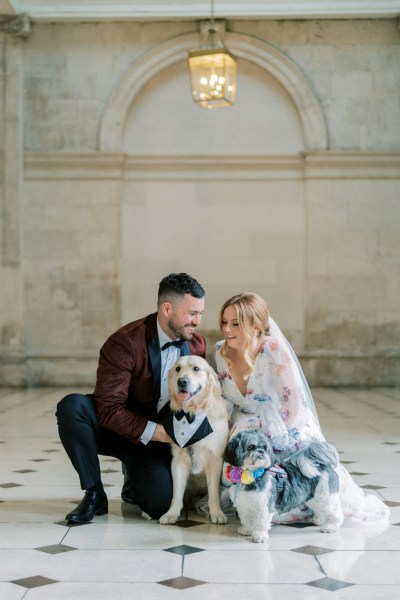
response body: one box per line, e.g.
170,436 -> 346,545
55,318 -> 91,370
177,391 -> 191,402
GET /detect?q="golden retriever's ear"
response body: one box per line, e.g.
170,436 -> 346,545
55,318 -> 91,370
205,364 -> 222,397
167,363 -> 181,410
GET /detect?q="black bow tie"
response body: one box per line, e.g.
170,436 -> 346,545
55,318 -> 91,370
174,410 -> 196,424
161,339 -> 185,351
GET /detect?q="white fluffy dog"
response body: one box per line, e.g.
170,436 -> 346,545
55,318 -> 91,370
224,429 -> 344,542
160,355 -> 229,525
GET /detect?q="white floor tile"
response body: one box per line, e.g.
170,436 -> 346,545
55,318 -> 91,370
184,549 -> 323,583
320,550 -> 400,584
0,386 -> 399,599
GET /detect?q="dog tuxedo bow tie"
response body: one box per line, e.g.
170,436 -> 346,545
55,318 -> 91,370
174,410 -> 196,424
162,410 -> 213,448
161,340 -> 185,351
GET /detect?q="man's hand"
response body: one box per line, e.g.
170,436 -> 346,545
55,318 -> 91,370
152,424 -> 174,444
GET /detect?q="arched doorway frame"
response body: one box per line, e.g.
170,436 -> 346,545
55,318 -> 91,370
99,31 -> 327,152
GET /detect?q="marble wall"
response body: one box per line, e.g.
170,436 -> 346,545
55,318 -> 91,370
0,18 -> 399,386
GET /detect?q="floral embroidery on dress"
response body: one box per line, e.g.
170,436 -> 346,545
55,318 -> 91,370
252,393 -> 272,404
269,339 -> 279,352
282,386 -> 292,402
218,370 -> 231,382
270,436 -> 289,452
280,409 -> 289,422
276,364 -> 285,376
287,427 -> 301,442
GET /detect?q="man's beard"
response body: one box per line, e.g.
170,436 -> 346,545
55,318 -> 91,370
167,319 -> 195,341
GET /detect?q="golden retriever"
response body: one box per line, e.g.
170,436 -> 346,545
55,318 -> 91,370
159,355 -> 229,525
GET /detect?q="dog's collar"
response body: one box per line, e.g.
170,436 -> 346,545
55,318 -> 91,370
225,465 -> 266,485
268,464 -> 288,493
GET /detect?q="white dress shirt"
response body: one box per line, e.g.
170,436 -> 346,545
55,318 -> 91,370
140,320 -> 181,445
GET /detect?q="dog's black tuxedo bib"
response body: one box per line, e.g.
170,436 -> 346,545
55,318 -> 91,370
162,410 -> 213,448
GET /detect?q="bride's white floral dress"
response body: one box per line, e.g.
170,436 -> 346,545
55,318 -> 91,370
214,332 -> 389,526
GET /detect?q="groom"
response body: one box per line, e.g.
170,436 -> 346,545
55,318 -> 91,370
56,273 -> 206,523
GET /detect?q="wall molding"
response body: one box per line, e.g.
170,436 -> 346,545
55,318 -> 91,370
9,1 -> 400,21
1,352 -> 398,387
24,151 -> 400,180
304,152 -> 400,179
24,152 -> 126,180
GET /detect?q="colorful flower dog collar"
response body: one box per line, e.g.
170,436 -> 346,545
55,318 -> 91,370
225,464 -> 288,491
225,465 -> 266,485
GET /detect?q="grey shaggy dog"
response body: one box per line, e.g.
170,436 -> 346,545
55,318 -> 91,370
224,429 -> 344,543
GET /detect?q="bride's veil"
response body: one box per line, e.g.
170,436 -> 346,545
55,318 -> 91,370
268,316 -> 320,425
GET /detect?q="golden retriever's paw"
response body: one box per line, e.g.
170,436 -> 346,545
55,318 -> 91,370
159,512 -> 180,525
210,511 -> 228,524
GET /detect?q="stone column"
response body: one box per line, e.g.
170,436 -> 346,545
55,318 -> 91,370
0,15 -> 31,384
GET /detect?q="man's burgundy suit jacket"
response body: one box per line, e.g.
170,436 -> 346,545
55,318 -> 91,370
93,312 -> 206,443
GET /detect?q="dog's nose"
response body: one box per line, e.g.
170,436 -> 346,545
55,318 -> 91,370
177,377 -> 189,389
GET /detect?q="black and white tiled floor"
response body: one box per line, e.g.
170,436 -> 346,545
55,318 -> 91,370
1,386 -> 400,599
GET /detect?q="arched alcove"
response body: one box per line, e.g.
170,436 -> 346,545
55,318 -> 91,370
123,58 -> 304,155
99,31 -> 327,152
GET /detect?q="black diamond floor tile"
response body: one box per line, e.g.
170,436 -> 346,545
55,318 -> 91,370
285,522 -> 314,528
164,544 -> 205,556
291,545 -> 334,556
55,520 -> 88,527
0,482 -> 22,488
174,519 -> 204,528
11,575 -> 58,588
385,501 -> 400,507
35,544 -> 77,554
307,577 -> 353,591
158,576 -> 206,589
30,459 -> 50,462
361,484 -> 385,490
13,469 -> 36,473
349,471 -> 368,476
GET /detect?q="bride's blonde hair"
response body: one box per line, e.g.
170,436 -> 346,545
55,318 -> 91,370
219,292 -> 270,378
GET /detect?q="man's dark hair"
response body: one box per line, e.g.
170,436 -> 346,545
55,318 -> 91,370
157,273 -> 205,306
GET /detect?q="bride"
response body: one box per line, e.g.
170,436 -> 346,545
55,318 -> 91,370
212,292 -> 389,526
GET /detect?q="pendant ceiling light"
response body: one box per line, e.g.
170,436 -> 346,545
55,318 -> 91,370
188,1 -> 237,109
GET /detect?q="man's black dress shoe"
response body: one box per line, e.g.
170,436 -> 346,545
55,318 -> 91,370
66,490 -> 108,523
